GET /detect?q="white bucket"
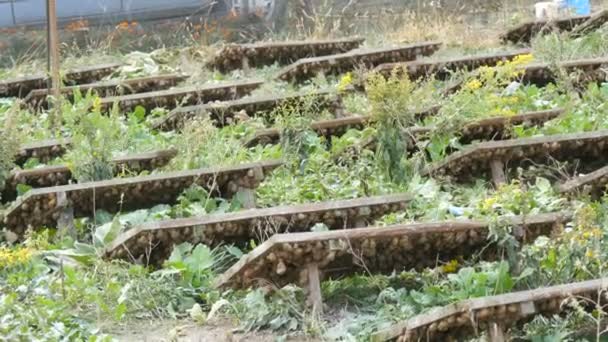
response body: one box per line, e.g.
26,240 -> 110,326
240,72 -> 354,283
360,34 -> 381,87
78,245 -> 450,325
535,2 -> 560,20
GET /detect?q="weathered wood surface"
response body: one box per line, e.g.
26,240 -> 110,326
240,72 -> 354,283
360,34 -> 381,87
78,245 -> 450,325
570,9 -> 608,37
16,139 -> 71,166
216,212 -> 568,290
99,79 -> 263,112
104,193 -> 412,264
246,108 -> 561,153
209,38 -> 365,72
245,105 -> 442,147
2,149 -> 177,202
3,160 -> 282,237
0,63 -> 121,98
372,278 -> 608,341
153,89 -> 343,131
520,57 -> 608,86
457,108 -> 564,144
24,74 -> 188,109
246,116 -> 371,147
500,15 -> 590,44
374,49 -> 532,80
558,165 -> 608,198
427,130 -> 608,182
276,42 -> 442,82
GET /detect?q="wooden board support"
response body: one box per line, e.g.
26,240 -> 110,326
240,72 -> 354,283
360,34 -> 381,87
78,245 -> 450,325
500,15 -> 590,44
371,278 -> 608,341
103,193 -> 412,265
520,57 -> 608,87
153,89 -> 346,131
558,164 -> 608,198
373,49 -> 532,81
426,130 -> 608,182
307,263 -> 323,314
490,159 -> 506,187
24,74 -> 188,109
0,63 -> 121,98
99,79 -> 263,113
208,37 -> 365,72
457,109 -> 564,145
15,139 -> 71,166
3,160 -> 282,239
56,191 -> 75,239
487,323 -> 506,342
237,187 -> 256,209
246,108 -> 562,148
276,42 -> 442,83
2,149 -> 177,202
46,0 -> 61,130
378,56 -> 608,90
570,9 -> 608,37
215,212 -> 569,290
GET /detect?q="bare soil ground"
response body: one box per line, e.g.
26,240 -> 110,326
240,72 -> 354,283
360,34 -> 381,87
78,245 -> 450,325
112,318 -> 320,342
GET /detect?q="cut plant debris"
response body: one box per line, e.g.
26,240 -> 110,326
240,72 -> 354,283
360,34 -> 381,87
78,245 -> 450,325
2,4 -> 608,341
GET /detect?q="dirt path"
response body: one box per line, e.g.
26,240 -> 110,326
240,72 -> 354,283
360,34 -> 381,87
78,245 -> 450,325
111,318 -> 319,342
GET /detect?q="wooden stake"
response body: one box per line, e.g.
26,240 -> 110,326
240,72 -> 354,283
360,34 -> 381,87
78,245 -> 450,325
241,56 -> 250,73
307,263 -> 323,315
46,0 -> 61,132
56,191 -> 75,239
487,322 -> 506,342
237,187 -> 256,209
490,159 -> 507,187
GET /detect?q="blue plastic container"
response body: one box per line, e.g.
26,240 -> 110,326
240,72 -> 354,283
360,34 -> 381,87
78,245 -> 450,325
567,0 -> 591,15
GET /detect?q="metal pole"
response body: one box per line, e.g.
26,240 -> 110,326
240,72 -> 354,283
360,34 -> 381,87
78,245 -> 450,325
10,0 -> 16,26
47,0 -> 61,131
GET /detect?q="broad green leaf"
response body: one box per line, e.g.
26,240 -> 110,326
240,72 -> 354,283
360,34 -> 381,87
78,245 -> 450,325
16,184 -> 33,197
94,216 -> 123,248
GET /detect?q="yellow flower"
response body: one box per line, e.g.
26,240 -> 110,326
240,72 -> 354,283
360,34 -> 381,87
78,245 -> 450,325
504,96 -> 520,105
0,247 -> 33,268
586,249 -> 597,259
464,79 -> 482,91
511,54 -> 534,66
338,72 -> 354,92
442,259 -> 460,273
92,96 -> 101,113
478,66 -> 496,80
482,197 -> 497,211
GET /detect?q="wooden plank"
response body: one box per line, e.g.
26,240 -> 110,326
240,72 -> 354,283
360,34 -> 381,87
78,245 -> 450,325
15,139 -> 71,166
500,15 -> 590,44
520,57 -> 608,87
246,116 -> 370,147
457,109 -> 564,145
2,149 -> 177,202
208,37 -> 365,72
245,105 -> 443,147
307,263 -> 323,314
426,130 -> 608,182
490,159 -> 507,187
3,160 -> 283,239
24,74 -> 188,109
276,42 -> 442,82
103,193 -> 412,264
0,63 -> 121,98
372,278 -> 608,341
373,49 -> 532,81
570,9 -> 608,37
99,79 -> 263,113
215,212 -> 569,290
558,165 -> 608,198
245,108 -> 561,155
153,89 -> 344,131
